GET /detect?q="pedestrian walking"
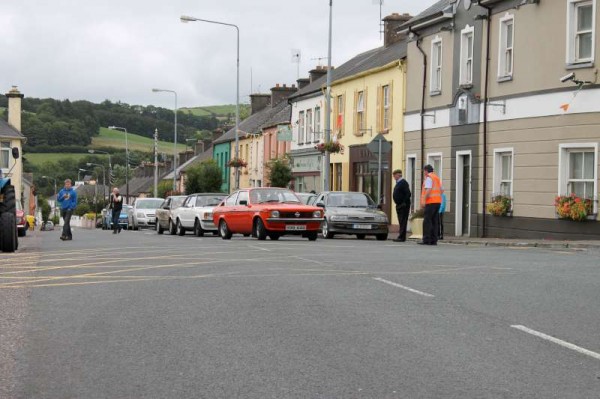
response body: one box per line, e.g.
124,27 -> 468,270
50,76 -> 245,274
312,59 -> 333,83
109,187 -> 123,234
419,164 -> 443,245
439,192 -> 447,240
392,169 -> 411,242
57,179 -> 77,241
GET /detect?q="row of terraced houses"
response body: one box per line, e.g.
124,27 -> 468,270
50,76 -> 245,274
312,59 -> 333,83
186,0 -> 599,240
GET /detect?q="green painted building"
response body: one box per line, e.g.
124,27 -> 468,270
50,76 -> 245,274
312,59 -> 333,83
213,142 -> 231,193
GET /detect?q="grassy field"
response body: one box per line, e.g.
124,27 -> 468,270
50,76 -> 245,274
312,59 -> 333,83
180,104 -> 249,117
91,127 -> 185,153
24,153 -> 89,165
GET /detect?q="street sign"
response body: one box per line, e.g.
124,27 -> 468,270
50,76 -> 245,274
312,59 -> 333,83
277,125 -> 293,141
366,133 -> 392,155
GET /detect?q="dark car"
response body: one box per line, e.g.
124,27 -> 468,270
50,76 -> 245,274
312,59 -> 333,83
314,191 -> 389,240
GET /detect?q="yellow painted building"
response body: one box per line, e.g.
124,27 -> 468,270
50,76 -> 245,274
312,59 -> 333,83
329,39 -> 407,225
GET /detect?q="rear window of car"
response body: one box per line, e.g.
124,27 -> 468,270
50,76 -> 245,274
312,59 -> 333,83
197,195 -> 226,206
136,199 -> 164,209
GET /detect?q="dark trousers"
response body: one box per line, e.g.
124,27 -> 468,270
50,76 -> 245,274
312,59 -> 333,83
423,203 -> 441,244
396,204 -> 410,241
112,210 -> 122,232
61,209 -> 73,238
439,213 -> 444,239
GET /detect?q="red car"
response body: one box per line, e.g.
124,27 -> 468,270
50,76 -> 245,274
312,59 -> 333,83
16,201 -> 27,237
213,188 -> 324,241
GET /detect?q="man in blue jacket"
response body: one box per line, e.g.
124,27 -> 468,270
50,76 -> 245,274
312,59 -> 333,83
57,179 -> 77,241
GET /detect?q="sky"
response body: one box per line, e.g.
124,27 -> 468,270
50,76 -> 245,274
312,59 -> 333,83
0,0 -> 437,109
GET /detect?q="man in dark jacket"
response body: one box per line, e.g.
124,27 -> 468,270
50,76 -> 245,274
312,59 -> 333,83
392,169 -> 411,242
109,187 -> 123,234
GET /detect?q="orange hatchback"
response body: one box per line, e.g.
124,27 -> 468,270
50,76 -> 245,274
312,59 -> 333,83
213,188 -> 324,241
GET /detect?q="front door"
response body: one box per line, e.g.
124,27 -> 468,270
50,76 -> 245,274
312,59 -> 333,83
455,151 -> 472,236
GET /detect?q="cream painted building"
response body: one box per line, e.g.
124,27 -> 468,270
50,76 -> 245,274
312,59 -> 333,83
1,86 -> 26,201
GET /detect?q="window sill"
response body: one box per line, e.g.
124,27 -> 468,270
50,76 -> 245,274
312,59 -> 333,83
459,83 -> 473,90
429,90 -> 442,97
497,75 -> 513,83
566,61 -> 594,70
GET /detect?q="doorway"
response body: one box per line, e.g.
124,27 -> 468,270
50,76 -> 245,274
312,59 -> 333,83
455,151 -> 472,236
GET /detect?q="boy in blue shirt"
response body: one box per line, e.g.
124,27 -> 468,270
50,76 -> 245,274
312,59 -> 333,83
439,192 -> 447,240
57,179 -> 78,241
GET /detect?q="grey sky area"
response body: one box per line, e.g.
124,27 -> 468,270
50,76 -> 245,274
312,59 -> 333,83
0,1 -> 436,109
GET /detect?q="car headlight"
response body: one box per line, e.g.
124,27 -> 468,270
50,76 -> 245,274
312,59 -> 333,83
376,215 -> 388,222
137,212 -> 145,218
203,212 -> 212,220
312,210 -> 322,218
270,210 -> 280,218
330,215 -> 348,221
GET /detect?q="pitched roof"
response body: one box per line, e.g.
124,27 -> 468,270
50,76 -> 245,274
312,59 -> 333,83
400,0 -> 452,29
287,39 -> 407,102
214,100 -> 289,144
0,120 -> 25,140
261,103 -> 291,130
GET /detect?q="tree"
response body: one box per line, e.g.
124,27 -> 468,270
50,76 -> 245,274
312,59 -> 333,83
152,180 -> 173,198
267,157 -> 292,188
185,160 -> 223,194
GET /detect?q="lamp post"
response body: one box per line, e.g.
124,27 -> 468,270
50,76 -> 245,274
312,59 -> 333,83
323,0 -> 333,192
88,149 -> 112,185
41,175 -> 57,218
108,126 -> 129,203
87,163 -> 107,204
78,168 -> 87,182
181,15 -> 240,190
152,88 -> 178,193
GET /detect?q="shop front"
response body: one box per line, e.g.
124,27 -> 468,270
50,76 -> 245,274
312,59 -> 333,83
291,149 -> 322,193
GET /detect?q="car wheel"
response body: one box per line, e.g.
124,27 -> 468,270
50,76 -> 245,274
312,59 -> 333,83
321,220 -> 334,239
356,234 -> 365,240
177,220 -> 185,236
194,220 -> 204,237
169,219 -> 177,235
269,233 -> 280,241
254,218 -> 267,240
307,232 -> 318,241
219,219 -> 232,240
157,222 -> 164,235
376,233 -> 388,241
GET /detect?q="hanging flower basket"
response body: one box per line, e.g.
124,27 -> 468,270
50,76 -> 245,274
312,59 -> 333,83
555,194 -> 594,221
315,141 -> 344,154
487,194 -> 512,216
228,158 -> 247,168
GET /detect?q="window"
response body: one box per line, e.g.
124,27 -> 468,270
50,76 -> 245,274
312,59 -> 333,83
236,191 -> 249,205
306,109 -> 313,144
314,107 -> 321,142
431,38 -> 443,93
498,15 -> 514,78
298,111 -> 305,145
336,95 -> 344,136
493,149 -> 513,197
224,192 -> 238,206
0,142 -> 10,169
559,143 -> 598,210
382,85 -> 391,130
356,91 -> 365,134
406,155 -> 417,212
460,25 -> 474,85
567,0 -> 595,64
427,153 -> 443,182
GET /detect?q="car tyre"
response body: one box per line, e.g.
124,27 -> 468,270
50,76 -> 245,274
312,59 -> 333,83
307,232 -> 318,241
376,233 -> 388,241
169,219 -> 177,235
321,220 -> 334,239
254,218 -> 267,241
219,219 -> 232,240
356,234 -> 366,240
194,220 -> 204,237
269,233 -> 280,241
177,220 -> 185,236
157,222 -> 164,235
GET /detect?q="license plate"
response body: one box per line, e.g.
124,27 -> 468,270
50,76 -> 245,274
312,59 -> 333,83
353,224 -> 372,229
286,225 -> 306,231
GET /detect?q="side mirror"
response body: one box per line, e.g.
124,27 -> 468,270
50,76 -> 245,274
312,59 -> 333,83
377,204 -> 383,210
11,147 -> 19,159
239,200 -> 248,206
316,202 -> 325,208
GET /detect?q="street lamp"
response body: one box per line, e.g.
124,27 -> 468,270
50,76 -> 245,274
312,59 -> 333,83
87,163 -> 107,204
78,168 -> 88,182
41,175 -> 57,218
88,149 -> 112,185
181,15 -> 240,190
324,0 -> 333,192
152,88 -> 178,193
108,126 -> 129,203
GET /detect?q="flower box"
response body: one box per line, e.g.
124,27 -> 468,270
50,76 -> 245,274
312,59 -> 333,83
555,194 -> 594,222
487,194 -> 512,217
315,141 -> 344,154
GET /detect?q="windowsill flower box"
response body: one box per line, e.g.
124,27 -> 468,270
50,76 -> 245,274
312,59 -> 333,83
554,194 -> 595,221
487,194 -> 512,217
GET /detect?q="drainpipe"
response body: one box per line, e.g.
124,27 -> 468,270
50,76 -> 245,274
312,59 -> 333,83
478,1 -> 492,238
411,27 -> 427,173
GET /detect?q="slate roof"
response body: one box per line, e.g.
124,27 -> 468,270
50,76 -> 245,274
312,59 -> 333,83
0,120 -> 25,139
75,184 -> 111,198
261,103 -> 291,130
399,0 -> 452,29
287,39 -> 408,102
164,147 -> 214,176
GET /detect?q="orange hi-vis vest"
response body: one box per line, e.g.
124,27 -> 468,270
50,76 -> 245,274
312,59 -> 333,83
421,172 -> 443,205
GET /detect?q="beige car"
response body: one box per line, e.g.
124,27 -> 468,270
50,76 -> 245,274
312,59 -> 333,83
155,195 -> 187,235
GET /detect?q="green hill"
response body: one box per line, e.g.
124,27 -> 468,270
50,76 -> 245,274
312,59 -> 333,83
92,127 -> 186,153
181,104 -> 250,119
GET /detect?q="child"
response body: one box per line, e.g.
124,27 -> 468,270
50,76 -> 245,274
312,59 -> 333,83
439,192 -> 446,240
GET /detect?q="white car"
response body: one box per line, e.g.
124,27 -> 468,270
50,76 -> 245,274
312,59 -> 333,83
128,198 -> 164,230
170,193 -> 226,236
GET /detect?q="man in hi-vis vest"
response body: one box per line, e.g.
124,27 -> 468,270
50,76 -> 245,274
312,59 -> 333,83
419,164 -> 443,245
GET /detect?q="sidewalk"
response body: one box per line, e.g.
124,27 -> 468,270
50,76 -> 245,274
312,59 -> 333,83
427,236 -> 600,250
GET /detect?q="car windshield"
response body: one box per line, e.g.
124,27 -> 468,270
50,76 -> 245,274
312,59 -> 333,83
172,197 -> 186,208
136,199 -> 164,209
326,192 -> 373,208
197,195 -> 226,207
250,189 -> 301,204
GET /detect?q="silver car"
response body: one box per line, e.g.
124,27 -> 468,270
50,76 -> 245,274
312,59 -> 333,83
170,193 -> 226,236
314,191 -> 389,240
128,198 -> 164,230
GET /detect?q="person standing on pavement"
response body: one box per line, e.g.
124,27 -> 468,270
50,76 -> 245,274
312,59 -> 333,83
57,179 -> 77,241
419,164 -> 443,245
392,169 -> 411,242
109,187 -> 123,234
439,191 -> 447,240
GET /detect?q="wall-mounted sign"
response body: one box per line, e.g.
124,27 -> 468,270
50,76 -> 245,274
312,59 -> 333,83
277,125 -> 292,141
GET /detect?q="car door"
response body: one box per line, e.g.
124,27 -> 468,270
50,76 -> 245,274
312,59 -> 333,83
218,192 -> 239,232
235,190 -> 253,234
181,196 -> 196,228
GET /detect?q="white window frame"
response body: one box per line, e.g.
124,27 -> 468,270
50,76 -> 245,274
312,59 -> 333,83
430,37 -> 443,93
382,85 -> 391,130
558,143 -> 598,212
306,108 -> 313,144
298,111 -> 305,145
314,106 -> 321,143
406,154 -> 417,213
492,148 -> 514,198
357,91 -> 365,131
460,25 -> 475,85
566,0 -> 596,65
427,152 -> 443,183
498,14 -> 514,79
0,141 -> 11,171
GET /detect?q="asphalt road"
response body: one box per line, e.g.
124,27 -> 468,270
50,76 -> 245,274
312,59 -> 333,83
2,227 -> 600,398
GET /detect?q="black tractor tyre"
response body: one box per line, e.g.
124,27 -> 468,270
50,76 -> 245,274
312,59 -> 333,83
0,185 -> 16,214
0,212 -> 18,252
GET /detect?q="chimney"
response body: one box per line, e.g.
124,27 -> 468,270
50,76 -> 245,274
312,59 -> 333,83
270,83 -> 298,107
212,128 -> 224,142
309,66 -> 328,83
296,78 -> 310,89
383,13 -> 412,47
5,86 -> 24,132
250,93 -> 271,114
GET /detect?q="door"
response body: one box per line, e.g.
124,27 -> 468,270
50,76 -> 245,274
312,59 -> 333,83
181,196 -> 196,228
455,151 -> 472,236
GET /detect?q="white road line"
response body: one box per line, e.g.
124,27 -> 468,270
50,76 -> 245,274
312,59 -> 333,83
511,325 -> 600,361
246,245 -> 271,252
372,277 -> 435,298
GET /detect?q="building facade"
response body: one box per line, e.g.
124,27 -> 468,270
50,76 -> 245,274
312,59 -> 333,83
1,86 -> 26,201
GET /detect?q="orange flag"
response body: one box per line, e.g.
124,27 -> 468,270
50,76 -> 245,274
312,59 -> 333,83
560,103 -> 570,112
336,114 -> 343,128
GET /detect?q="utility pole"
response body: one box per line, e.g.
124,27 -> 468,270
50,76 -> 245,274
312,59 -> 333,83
154,129 -> 159,198
323,0 -> 333,192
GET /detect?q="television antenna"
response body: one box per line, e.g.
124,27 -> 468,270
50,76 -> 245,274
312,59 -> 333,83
291,49 -> 301,79
311,56 -> 327,67
372,0 -> 384,40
